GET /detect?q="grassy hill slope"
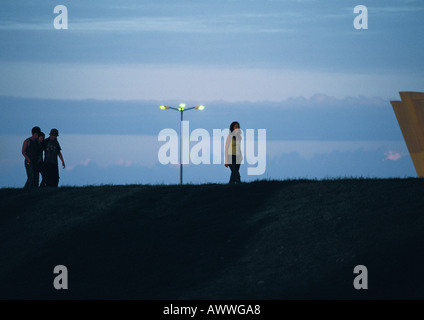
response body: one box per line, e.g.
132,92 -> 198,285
1,178 -> 424,300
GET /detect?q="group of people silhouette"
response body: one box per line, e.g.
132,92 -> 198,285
21,121 -> 242,188
22,126 -> 65,189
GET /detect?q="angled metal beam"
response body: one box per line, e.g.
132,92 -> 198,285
391,92 -> 424,177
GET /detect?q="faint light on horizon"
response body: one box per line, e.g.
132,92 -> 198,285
117,159 -> 133,167
385,151 -> 402,161
66,158 -> 92,171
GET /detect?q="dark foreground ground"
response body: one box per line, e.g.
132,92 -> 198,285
0,178 -> 423,300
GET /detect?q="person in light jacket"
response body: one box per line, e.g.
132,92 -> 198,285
224,121 -> 243,184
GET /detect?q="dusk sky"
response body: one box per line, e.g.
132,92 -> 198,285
0,0 -> 423,187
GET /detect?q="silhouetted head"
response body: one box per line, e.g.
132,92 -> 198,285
229,121 -> 240,132
31,126 -> 41,135
38,132 -> 45,142
49,128 -> 59,137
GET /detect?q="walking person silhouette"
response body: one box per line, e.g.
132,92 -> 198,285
22,126 -> 42,189
42,128 -> 65,187
224,121 -> 243,184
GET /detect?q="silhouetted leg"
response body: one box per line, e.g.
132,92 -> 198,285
24,160 -> 37,189
235,164 -> 241,183
34,164 -> 40,187
229,155 -> 241,184
39,163 -> 46,187
46,163 -> 56,187
53,165 -> 59,187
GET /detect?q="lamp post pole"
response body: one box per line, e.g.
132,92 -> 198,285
160,103 -> 205,185
180,108 -> 183,185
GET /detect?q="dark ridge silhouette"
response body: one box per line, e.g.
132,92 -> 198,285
1,178 -> 423,300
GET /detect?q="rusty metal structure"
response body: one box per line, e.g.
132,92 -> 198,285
391,92 -> 424,177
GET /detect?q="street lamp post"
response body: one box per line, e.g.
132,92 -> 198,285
160,103 -> 205,185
